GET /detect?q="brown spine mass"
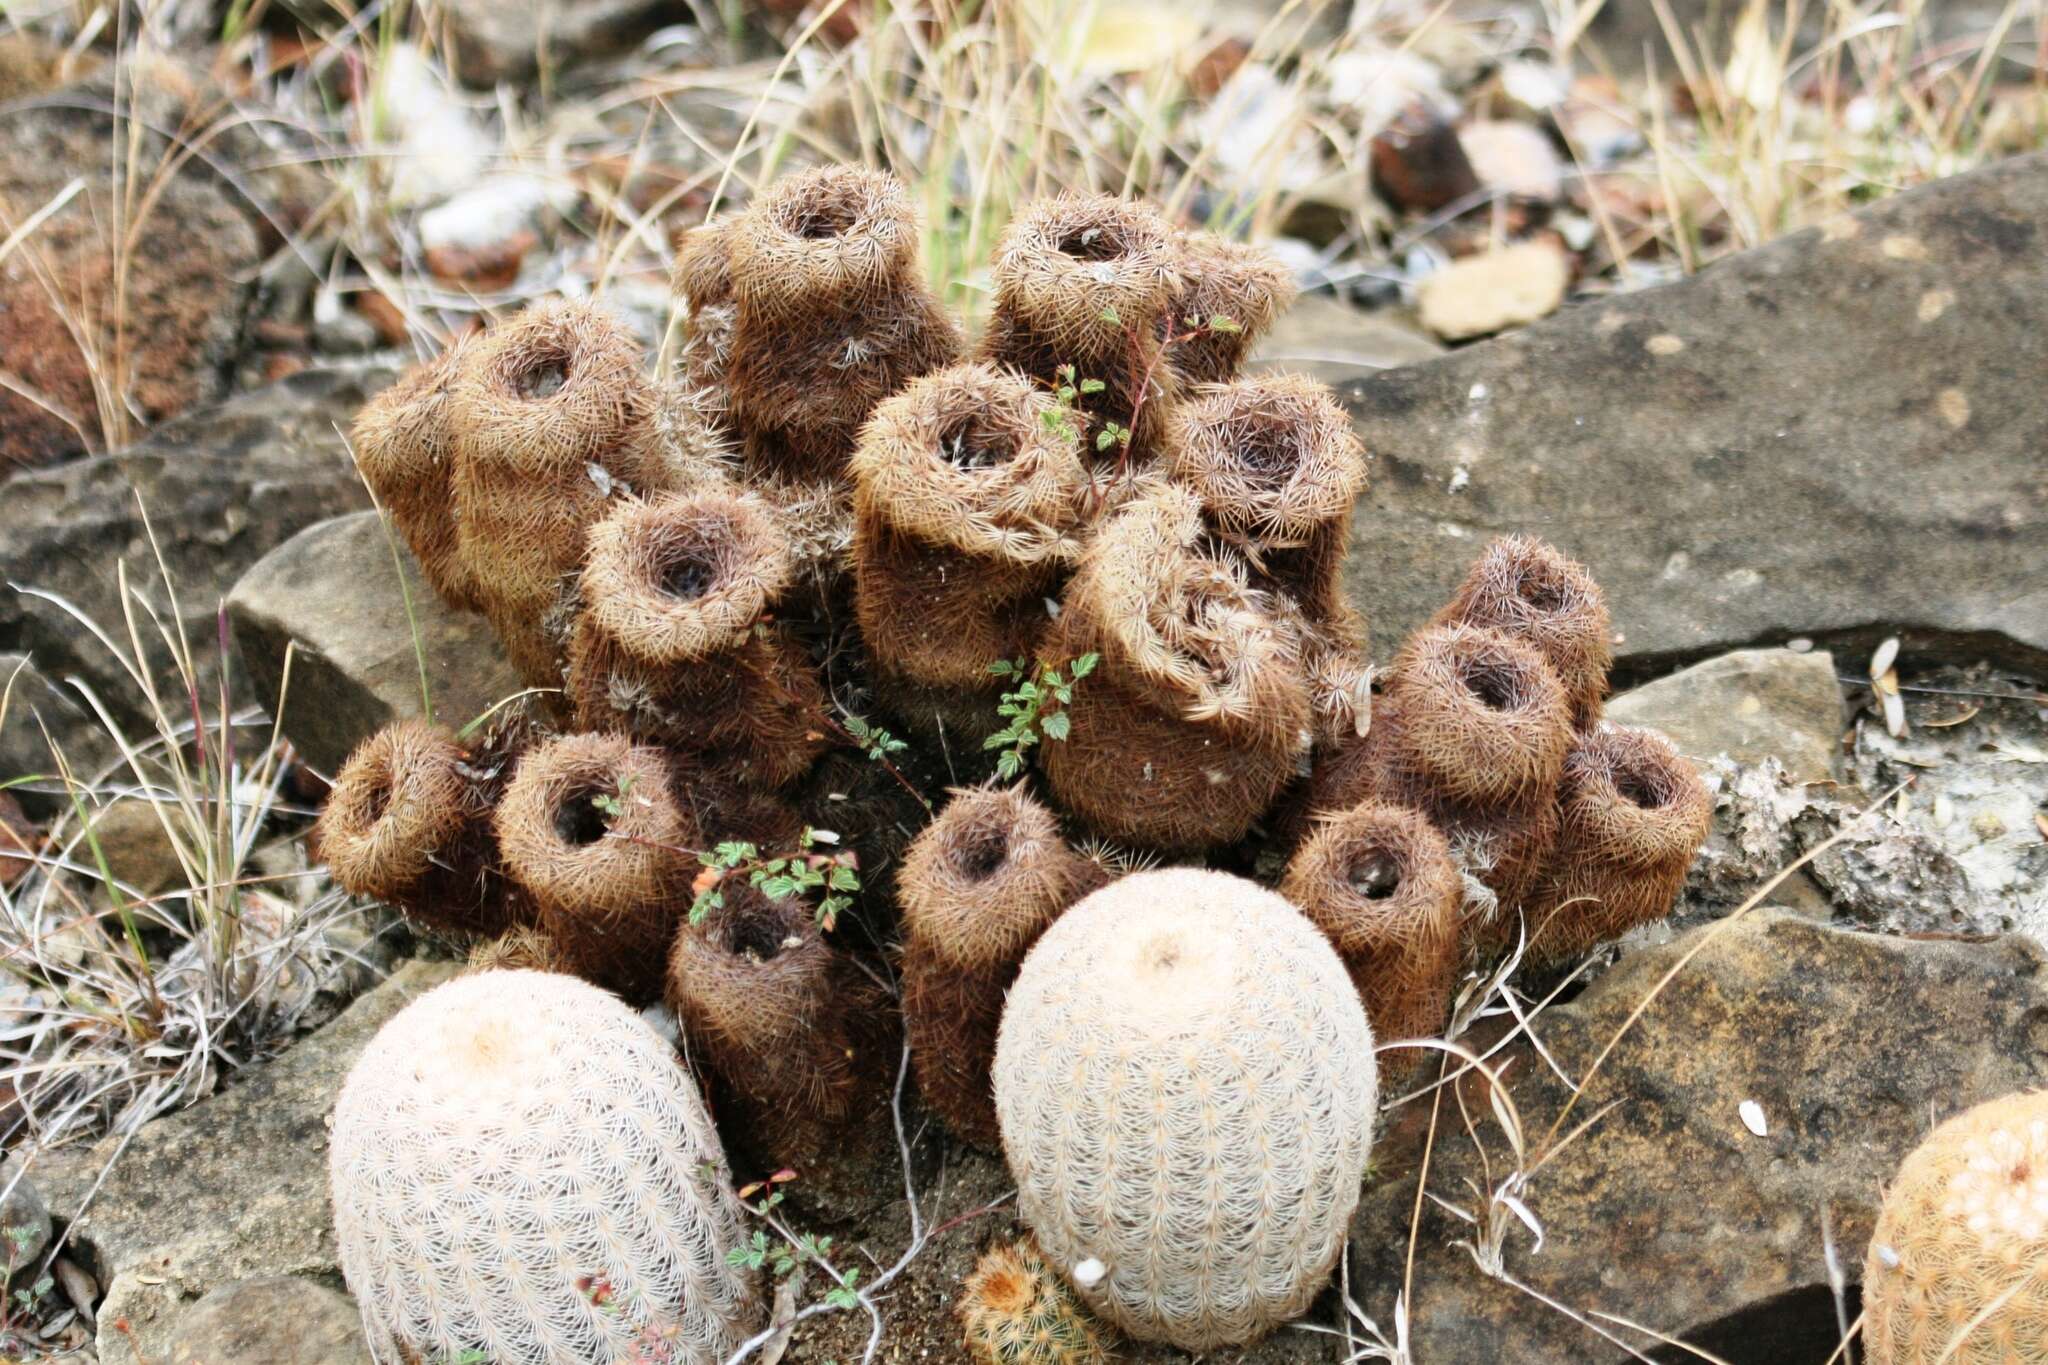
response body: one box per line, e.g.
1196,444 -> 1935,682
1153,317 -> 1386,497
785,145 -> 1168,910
722,166 -> 962,482
349,335 -> 479,611
315,719 -> 528,939
1164,373 -> 1369,744
849,362 -> 1090,741
666,881 -> 900,1170
1427,535 -> 1612,732
491,733 -> 701,1002
1164,232 -> 1298,387
567,491 -> 827,789
672,216 -> 737,432
896,784 -> 1106,1148
444,299 -> 680,689
1281,800 -> 1460,1079
1039,485 -> 1311,853
1510,725 -> 1712,965
978,192 -> 1184,472
1309,622 -> 1572,917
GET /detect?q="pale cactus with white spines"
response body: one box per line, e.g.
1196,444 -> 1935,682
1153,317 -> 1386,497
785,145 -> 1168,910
992,868 -> 1378,1351
328,969 -> 762,1363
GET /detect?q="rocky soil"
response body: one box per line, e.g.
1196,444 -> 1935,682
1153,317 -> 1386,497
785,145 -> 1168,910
0,3 -> 2042,1363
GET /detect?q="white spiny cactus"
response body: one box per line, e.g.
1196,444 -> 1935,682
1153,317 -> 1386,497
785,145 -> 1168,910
992,868 -> 1378,1350
329,970 -> 762,1363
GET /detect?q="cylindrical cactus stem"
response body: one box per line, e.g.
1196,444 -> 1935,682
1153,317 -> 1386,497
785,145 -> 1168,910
1164,372 -> 1368,628
492,734 -> 701,1003
672,216 -> 737,424
1309,622 -> 1573,917
723,166 -> 962,482
446,298 -> 677,689
1508,725 -> 1712,966
1281,800 -> 1461,1079
315,719 -> 526,939
567,491 -> 828,790
897,784 -> 1106,1149
1428,535 -> 1612,731
1039,485 -> 1311,853
979,192 -> 1184,472
849,362 -> 1091,741
349,334 -> 479,610
959,1238 -> 1114,1365
1863,1089 -> 2048,1365
1164,231 -> 1297,386
666,881 -> 900,1171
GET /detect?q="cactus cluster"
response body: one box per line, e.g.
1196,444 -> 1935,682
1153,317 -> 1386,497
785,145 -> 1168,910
325,163 -> 1716,1355
1292,536 -> 1712,1062
1862,1089 -> 2048,1364
328,970 -> 762,1363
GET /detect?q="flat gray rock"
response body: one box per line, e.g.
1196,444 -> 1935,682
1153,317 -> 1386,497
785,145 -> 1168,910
229,511 -> 525,775
1338,153 -> 2048,677
1608,647 -> 1844,783
0,367 -> 395,752
167,1275 -> 370,1365
1249,292 -> 1444,385
32,960 -> 460,1363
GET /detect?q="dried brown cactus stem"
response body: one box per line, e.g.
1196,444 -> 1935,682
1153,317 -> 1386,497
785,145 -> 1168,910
568,492 -> 828,789
349,335 -> 479,610
724,167 -> 962,482
492,734 -> 702,1002
897,784 -> 1105,1147
315,719 -> 526,939
446,299 -> 679,690
1164,232 -> 1298,387
1428,535 -> 1612,731
1281,800 -> 1460,1078
666,882 -> 900,1172
1512,725 -> 1712,966
1039,488 -> 1311,852
1305,623 -> 1573,919
673,217 -> 737,424
980,193 -> 1184,472
1166,374 -> 1367,626
849,363 -> 1089,741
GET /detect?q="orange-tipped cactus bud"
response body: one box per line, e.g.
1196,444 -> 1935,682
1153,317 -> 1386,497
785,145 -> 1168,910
1863,1089 -> 2048,1365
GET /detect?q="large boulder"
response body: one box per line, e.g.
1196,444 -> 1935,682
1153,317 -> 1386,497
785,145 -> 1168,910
1339,153 -> 2048,677
0,365 -> 393,749
229,512 -> 525,774
1348,910 -> 2048,1362
31,959 -> 459,1363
